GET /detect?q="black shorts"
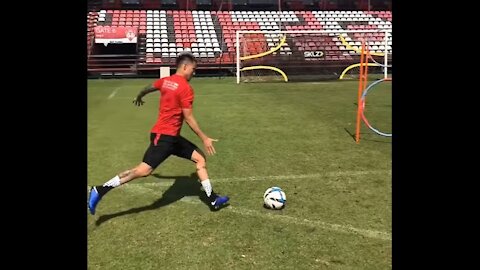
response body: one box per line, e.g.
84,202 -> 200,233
142,133 -> 205,169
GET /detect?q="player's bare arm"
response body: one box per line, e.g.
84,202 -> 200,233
182,108 -> 218,155
133,84 -> 158,106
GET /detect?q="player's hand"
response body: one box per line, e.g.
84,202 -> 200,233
203,138 -> 218,155
133,96 -> 145,106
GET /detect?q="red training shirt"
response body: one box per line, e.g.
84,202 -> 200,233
150,74 -> 194,136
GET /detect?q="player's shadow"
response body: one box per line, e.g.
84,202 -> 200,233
95,172 -> 216,226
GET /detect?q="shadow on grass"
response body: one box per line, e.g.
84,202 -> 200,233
344,128 -> 392,144
95,172 -> 228,226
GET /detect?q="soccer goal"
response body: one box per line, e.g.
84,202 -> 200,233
236,30 -> 392,83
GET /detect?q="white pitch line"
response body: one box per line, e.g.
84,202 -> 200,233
231,206 -> 391,241
108,87 -> 121,99
108,91 -> 330,99
299,82 -> 336,84
179,197 -> 391,241
137,169 -> 391,187
110,170 -> 391,241
88,170 -> 390,192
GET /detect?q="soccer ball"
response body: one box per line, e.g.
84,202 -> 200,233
263,187 -> 286,210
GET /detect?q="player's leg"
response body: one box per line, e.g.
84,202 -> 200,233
173,136 -> 229,210
88,133 -> 173,215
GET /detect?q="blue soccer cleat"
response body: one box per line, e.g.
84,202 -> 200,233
88,187 -> 101,215
210,195 -> 229,210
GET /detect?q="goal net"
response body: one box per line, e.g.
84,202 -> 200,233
236,30 -> 392,83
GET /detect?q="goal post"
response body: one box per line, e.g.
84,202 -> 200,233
236,30 -> 392,83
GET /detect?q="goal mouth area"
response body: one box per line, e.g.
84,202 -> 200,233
236,30 -> 392,83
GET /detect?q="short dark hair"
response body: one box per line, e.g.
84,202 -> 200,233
176,53 -> 197,68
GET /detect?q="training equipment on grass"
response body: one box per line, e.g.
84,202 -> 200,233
236,29 -> 391,83
338,32 -> 392,80
360,78 -> 392,137
355,39 -> 392,143
264,187 -> 286,210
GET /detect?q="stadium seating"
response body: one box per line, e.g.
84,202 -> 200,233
87,10 -> 392,66
87,11 -> 99,55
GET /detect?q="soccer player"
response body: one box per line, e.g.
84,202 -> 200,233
88,53 -> 229,214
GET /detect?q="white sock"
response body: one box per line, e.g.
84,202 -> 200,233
103,175 -> 121,188
200,179 -> 213,197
